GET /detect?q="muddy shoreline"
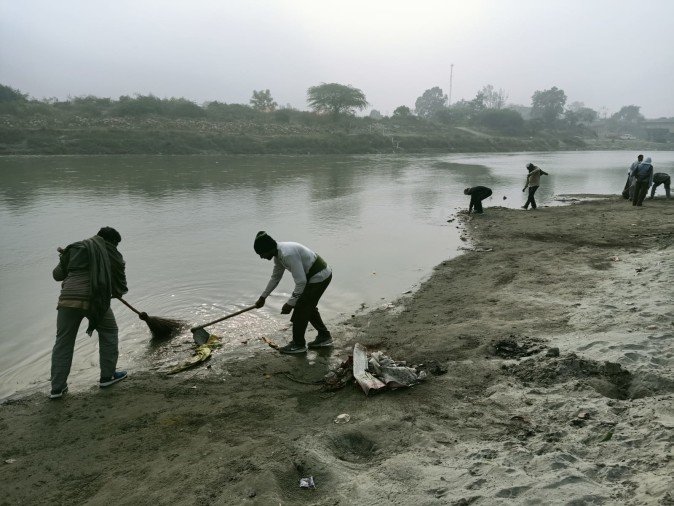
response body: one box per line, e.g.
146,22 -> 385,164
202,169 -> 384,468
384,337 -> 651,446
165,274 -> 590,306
1,196 -> 672,505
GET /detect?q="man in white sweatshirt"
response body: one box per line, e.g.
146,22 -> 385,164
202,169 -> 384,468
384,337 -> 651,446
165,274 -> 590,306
254,231 -> 333,354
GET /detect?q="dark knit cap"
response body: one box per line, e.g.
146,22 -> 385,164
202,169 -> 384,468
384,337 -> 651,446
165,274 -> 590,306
97,226 -> 122,245
254,231 -> 277,255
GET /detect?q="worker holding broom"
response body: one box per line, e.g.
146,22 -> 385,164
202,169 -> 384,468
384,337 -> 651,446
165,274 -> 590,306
254,231 -> 333,354
49,227 -> 129,399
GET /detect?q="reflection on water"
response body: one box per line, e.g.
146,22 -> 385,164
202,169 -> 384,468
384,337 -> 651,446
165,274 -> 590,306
1,151 -> 673,399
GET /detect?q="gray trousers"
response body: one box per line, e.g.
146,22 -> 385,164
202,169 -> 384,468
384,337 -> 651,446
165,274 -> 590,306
51,307 -> 119,392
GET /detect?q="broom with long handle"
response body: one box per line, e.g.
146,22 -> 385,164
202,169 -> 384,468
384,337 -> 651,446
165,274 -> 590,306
118,297 -> 185,339
190,305 -> 257,344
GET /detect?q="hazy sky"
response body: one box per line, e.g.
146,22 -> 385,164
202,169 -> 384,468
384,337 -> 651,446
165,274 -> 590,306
2,0 -> 673,118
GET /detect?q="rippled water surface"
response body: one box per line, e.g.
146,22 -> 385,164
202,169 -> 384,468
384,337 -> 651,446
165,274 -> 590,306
1,151 -> 672,399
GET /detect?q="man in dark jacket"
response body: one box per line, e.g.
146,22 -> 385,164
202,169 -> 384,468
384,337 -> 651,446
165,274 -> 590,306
622,154 -> 643,199
631,156 -> 654,206
50,227 -> 128,399
464,186 -> 493,214
649,172 -> 671,199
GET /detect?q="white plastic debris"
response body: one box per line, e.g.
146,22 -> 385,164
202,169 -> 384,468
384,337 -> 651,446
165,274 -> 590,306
334,413 -> 351,424
299,476 -> 315,489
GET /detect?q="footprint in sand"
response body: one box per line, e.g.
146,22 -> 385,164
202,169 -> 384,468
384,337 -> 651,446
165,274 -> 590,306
578,341 -> 609,351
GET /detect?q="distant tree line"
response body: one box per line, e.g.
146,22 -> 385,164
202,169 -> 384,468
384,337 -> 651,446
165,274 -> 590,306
0,81 -> 652,138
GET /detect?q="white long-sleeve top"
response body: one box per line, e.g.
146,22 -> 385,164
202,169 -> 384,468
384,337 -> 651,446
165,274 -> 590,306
260,242 -> 332,306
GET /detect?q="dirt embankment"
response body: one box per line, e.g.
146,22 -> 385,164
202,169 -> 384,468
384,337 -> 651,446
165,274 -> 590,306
1,196 -> 672,505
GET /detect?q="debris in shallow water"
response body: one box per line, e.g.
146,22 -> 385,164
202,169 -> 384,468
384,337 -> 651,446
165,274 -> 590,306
334,413 -> 351,424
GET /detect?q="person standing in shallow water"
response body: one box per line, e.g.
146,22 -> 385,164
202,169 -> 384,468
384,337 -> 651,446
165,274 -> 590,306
50,227 -> 129,399
464,186 -> 492,214
522,162 -> 548,210
254,231 -> 333,355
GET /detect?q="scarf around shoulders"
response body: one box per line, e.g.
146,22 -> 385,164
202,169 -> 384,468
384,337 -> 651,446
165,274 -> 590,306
81,236 -> 127,335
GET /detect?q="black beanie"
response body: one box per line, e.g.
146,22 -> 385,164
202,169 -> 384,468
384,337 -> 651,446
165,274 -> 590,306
254,231 -> 277,255
97,226 -> 122,245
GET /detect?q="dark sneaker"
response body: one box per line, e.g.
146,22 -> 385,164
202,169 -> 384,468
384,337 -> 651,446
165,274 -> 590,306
100,370 -> 127,388
49,386 -> 68,399
308,336 -> 333,348
279,342 -> 307,354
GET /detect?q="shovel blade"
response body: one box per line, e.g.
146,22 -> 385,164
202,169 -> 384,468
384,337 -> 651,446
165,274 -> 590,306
191,328 -> 211,345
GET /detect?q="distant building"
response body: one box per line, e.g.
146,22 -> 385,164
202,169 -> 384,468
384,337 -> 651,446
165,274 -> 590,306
643,118 -> 674,142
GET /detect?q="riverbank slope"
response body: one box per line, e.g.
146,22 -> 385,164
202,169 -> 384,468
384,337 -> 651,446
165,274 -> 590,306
3,116 -> 671,155
1,196 -> 672,504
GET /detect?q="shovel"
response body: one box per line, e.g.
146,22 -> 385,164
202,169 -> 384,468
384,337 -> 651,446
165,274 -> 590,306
190,305 -> 257,345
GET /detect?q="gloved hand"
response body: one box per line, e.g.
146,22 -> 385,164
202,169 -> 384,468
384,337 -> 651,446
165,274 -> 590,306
255,297 -> 266,308
281,303 -> 293,314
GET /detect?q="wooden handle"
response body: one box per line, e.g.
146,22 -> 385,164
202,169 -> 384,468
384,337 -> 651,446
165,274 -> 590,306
117,297 -> 141,315
190,305 -> 257,331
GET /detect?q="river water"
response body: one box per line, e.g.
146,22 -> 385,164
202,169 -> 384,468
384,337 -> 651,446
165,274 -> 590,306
1,151 -> 672,399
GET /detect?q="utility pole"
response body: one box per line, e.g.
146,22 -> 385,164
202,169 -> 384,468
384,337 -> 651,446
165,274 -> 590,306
449,64 -> 454,106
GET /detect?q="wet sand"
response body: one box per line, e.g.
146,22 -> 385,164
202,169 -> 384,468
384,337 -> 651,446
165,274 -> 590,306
1,196 -> 673,505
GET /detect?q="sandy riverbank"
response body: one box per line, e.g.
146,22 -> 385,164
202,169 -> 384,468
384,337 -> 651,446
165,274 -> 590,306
1,196 -> 673,505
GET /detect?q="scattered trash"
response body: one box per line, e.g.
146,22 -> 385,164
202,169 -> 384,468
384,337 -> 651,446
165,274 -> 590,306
600,431 -> 613,442
647,325 -> 658,330
4,459 -> 16,464
577,412 -> 590,420
325,343 -> 427,395
260,336 -> 279,350
635,268 -> 643,273
299,476 -> 316,489
334,413 -> 351,424
611,256 -> 620,262
324,356 -> 354,390
446,218 -> 455,223
166,334 -> 222,375
353,343 -> 386,395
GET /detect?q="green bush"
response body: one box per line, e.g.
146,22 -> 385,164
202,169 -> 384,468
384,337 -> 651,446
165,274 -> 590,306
477,109 -> 525,133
